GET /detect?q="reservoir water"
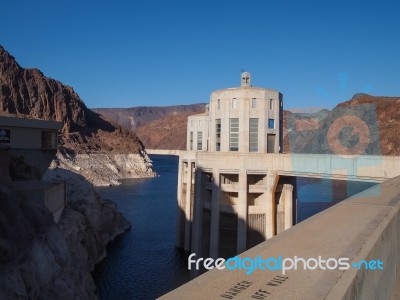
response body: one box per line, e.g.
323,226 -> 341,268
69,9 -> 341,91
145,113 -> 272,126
93,154 -> 375,299
93,155 -> 189,299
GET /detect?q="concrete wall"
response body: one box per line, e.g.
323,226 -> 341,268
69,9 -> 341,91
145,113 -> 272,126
163,175 -> 400,299
145,149 -> 180,156
194,152 -> 400,183
10,149 -> 57,179
0,116 -> 61,150
176,151 -> 295,261
187,115 -> 210,151
12,180 -> 66,223
44,182 -> 66,223
1,126 -> 43,149
0,116 -> 61,130
176,151 -> 197,250
0,146 -> 10,183
176,151 -> 400,269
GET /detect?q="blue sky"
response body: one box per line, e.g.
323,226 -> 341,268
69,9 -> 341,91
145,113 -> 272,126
0,0 -> 399,109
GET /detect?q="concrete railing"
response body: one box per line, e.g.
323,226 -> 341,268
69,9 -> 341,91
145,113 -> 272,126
273,153 -> 400,183
190,152 -> 400,183
161,175 -> 400,299
146,149 -> 180,156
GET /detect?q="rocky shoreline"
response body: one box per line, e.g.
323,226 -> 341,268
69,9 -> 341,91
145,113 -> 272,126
0,164 -> 136,299
54,149 -> 156,186
0,146 -> 158,299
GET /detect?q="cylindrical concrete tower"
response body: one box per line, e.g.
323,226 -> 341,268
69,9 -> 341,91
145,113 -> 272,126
206,72 -> 283,153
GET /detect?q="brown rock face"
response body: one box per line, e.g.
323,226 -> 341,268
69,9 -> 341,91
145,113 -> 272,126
0,169 -> 131,299
0,45 -> 144,155
283,94 -> 400,155
93,104 -> 207,150
93,104 -> 206,131
97,93 -> 400,156
135,111 -> 204,150
337,94 -> 400,156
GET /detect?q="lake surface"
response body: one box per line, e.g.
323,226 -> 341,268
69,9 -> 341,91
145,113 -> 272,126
93,154 -> 375,299
296,177 -> 375,222
93,155 -> 190,300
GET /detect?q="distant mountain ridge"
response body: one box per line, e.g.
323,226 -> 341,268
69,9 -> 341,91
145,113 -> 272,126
135,110 -> 204,150
93,104 -> 207,130
95,94 -> 400,155
93,104 -> 207,150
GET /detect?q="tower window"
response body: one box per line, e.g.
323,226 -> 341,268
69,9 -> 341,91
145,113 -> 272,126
217,99 -> 221,109
190,132 -> 193,150
41,131 -> 57,149
232,98 -> 237,109
268,119 -> 275,129
270,99 -> 274,110
197,131 -> 203,150
249,118 -> 258,152
216,119 -> 221,151
251,98 -> 257,108
229,118 -> 239,151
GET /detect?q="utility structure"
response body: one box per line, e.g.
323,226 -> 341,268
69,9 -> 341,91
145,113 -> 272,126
0,116 -> 65,223
176,72 -> 293,259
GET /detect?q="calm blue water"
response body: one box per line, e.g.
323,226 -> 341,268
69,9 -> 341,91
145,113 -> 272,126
296,177 -> 375,222
93,155 -> 190,300
93,155 -> 375,299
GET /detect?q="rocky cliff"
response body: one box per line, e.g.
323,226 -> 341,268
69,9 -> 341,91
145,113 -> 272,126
93,104 -> 206,131
0,45 -> 148,299
54,151 -> 154,186
0,44 -> 151,156
0,169 -> 130,299
0,44 -> 155,184
283,94 -> 400,155
337,94 -> 400,155
135,111 -> 204,150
